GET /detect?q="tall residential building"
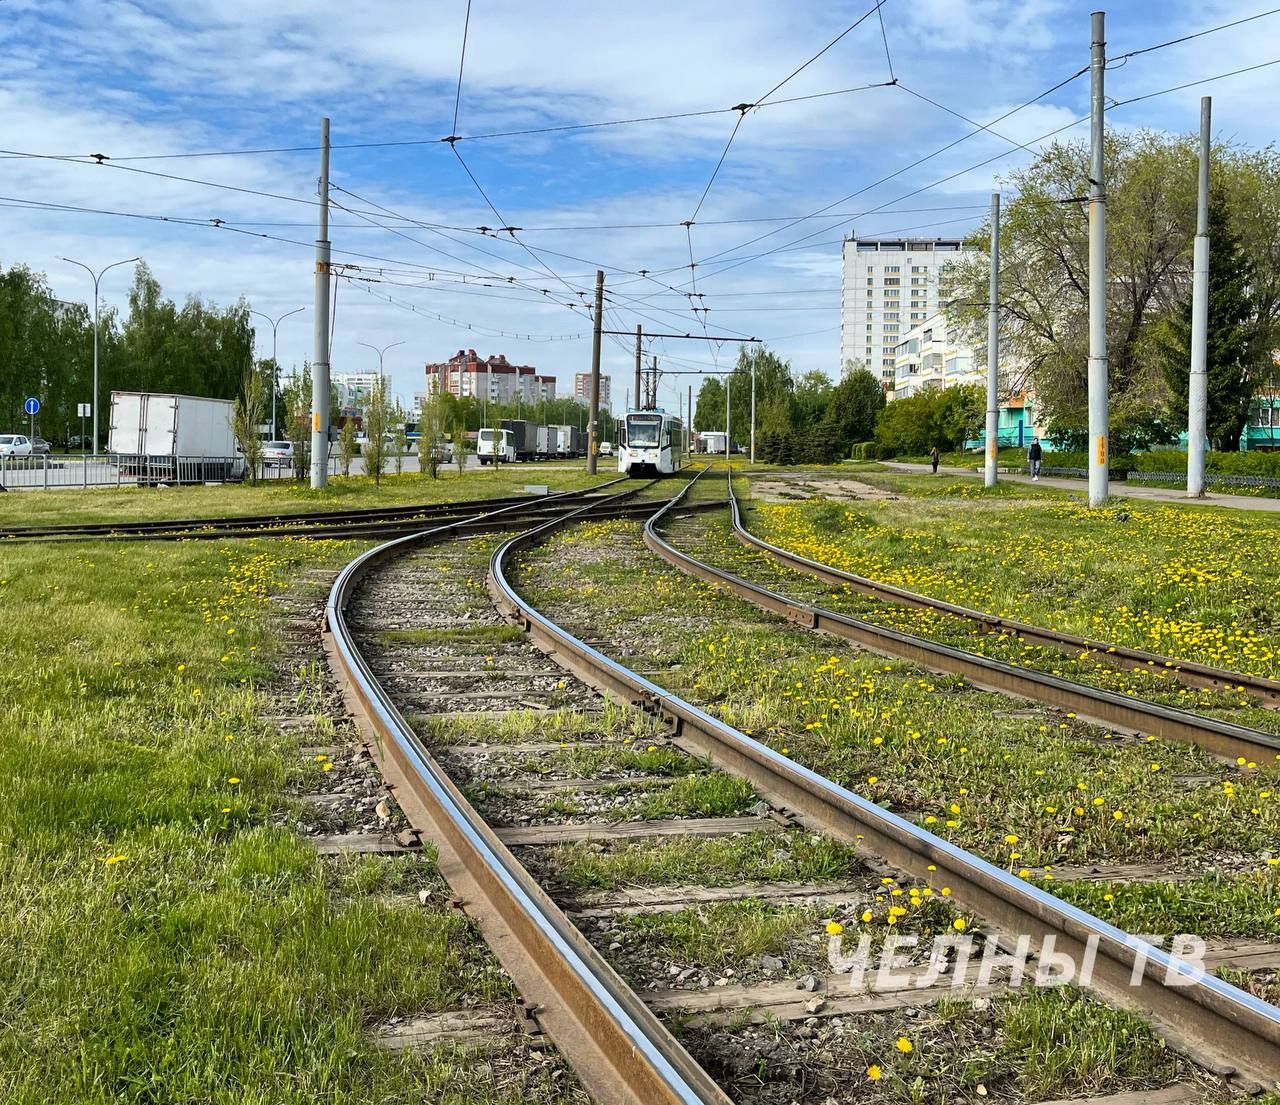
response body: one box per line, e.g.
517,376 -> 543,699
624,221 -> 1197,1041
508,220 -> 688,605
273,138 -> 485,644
840,237 -> 974,390
424,350 -> 556,404
572,372 -> 611,410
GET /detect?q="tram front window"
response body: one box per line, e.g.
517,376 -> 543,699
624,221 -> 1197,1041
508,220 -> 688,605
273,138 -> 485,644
627,416 -> 661,448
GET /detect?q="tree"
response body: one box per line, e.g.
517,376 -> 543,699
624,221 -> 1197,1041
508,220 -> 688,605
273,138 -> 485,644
231,364 -> 265,481
943,132 -> 1280,451
694,377 -> 726,431
820,368 -> 884,453
728,346 -> 794,443
793,370 -> 834,431
362,376 -> 392,485
391,400 -> 409,476
1158,191 -> 1263,451
336,420 -> 358,477
874,384 -> 983,457
280,365 -> 312,479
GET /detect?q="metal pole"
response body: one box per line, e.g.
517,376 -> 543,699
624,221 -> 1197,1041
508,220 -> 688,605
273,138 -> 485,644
1087,10 -> 1109,507
311,116 -> 332,489
1188,95 -> 1212,498
687,383 -> 692,453
725,376 -> 731,463
62,256 -> 137,456
750,358 -> 757,464
587,270 -> 603,474
985,192 -> 1001,488
634,325 -> 642,412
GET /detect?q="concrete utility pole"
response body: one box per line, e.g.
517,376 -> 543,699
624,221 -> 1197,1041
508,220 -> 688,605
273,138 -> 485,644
633,325 -> 642,411
251,306 -> 305,436
984,192 -> 1001,488
61,255 -> 138,455
687,383 -> 692,452
1087,11 -> 1109,508
651,355 -> 659,408
587,270 -> 603,474
750,357 -> 757,464
1188,95 -> 1212,498
311,116 -> 332,489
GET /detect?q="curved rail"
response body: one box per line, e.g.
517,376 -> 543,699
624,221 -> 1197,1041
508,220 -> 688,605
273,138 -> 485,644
489,470 -> 1280,1089
650,474 -> 1280,765
0,482 -> 629,542
324,481 -> 730,1105
729,474 -> 1280,707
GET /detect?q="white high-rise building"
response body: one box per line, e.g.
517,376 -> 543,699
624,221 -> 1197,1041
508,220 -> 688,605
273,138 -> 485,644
840,237 -> 974,391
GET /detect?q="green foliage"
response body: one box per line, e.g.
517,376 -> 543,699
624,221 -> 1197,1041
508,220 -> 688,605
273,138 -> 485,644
694,376 -> 726,432
874,384 -> 983,457
1158,190 -> 1265,451
821,368 -> 885,455
231,365 -> 265,481
336,420 -> 358,477
280,365 -> 312,480
1129,448 -> 1280,477
361,376 -> 392,486
942,133 -> 1280,452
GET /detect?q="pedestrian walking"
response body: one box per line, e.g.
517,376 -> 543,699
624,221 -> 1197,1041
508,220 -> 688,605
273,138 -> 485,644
1028,438 -> 1043,481
930,445 -> 940,475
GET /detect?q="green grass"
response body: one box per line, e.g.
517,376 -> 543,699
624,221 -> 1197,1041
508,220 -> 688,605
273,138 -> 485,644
0,465 -> 618,527
511,516 -> 1280,937
743,470 -> 1280,678
0,536 -> 582,1103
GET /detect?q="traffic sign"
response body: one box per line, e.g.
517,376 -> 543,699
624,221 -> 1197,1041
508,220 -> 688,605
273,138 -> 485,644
77,403 -> 91,418
23,397 -> 40,416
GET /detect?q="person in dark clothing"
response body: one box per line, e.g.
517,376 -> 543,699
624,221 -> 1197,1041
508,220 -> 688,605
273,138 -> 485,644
930,445 -> 940,474
1028,438 -> 1043,481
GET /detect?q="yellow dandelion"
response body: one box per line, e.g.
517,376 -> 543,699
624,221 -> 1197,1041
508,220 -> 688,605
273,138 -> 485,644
895,1036 -> 913,1054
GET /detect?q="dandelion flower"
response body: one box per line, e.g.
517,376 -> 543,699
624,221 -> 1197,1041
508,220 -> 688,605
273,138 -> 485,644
826,921 -> 844,936
866,1065 -> 883,1082
952,917 -> 967,931
100,854 -> 127,866
895,1037 -> 913,1054
228,777 -> 241,785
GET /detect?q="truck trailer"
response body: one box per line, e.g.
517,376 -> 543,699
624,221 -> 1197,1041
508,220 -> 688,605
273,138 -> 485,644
500,419 -> 540,462
108,391 -> 243,483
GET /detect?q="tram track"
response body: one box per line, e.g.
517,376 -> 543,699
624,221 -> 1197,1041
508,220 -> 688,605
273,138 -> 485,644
729,473 -> 1280,710
321,466 -> 1279,1101
0,483 -> 624,542
645,473 -> 1280,768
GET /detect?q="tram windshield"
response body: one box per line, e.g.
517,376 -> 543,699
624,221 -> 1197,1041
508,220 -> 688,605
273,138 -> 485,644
627,415 -> 662,448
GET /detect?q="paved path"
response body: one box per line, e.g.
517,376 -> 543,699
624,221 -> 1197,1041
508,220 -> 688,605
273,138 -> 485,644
883,462 -> 1280,513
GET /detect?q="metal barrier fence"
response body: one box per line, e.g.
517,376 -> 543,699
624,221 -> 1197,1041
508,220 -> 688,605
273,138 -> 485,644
0,451 -> 429,490
1127,469 -> 1280,491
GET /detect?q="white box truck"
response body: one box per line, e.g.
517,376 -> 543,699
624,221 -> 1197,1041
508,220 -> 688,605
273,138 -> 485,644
109,391 -> 243,483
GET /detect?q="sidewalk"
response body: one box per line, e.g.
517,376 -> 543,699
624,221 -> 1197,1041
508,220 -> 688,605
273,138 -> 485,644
883,462 -> 1280,513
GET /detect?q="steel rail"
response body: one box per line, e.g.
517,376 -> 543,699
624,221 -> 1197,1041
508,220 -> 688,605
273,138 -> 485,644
324,481 -> 731,1105
2,493 -> 685,545
730,475 -> 1280,707
651,475 -> 1280,766
0,483 -> 629,541
489,469 -> 1280,1090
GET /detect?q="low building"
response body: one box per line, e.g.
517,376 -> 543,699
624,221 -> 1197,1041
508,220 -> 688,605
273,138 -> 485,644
425,350 -> 556,405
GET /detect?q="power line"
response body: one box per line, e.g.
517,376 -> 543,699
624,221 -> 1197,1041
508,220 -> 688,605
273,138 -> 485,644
755,0 -> 890,106
452,0 -> 474,138
1110,55 -> 1280,107
1108,6 -> 1280,67
876,1 -> 895,83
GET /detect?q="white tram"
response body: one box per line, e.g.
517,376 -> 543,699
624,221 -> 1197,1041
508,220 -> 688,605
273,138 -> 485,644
618,408 -> 683,476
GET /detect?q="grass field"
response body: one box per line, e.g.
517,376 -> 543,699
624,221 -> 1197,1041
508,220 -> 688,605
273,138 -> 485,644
743,469 -> 1280,679
0,534 -> 582,1104
0,464 -> 616,527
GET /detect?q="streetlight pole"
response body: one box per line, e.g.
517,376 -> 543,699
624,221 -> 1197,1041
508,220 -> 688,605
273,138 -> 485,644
62,255 -> 139,456
251,307 -> 305,436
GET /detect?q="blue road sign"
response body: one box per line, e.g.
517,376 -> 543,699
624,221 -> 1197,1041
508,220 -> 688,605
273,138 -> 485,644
23,397 -> 40,416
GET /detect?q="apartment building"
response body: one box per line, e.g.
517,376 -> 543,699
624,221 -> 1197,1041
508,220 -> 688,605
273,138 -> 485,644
332,372 -> 386,411
840,237 -> 974,390
572,372 -> 611,411
424,350 -> 556,404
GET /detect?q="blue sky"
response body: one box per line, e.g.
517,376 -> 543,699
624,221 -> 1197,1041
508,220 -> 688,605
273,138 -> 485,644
3,0 -> 1279,411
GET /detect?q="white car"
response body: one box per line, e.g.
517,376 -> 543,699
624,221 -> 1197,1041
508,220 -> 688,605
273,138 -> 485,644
0,434 -> 33,456
262,440 -> 294,468
600,441 -> 614,456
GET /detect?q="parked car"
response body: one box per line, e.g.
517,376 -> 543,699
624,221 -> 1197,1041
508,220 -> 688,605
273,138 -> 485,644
599,441 -> 614,456
0,434 -> 33,456
262,440 -> 294,468
31,437 -> 51,455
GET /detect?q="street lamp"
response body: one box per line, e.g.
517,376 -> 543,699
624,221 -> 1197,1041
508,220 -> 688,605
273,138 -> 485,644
250,307 -> 305,435
356,339 -> 404,379
61,255 -> 139,455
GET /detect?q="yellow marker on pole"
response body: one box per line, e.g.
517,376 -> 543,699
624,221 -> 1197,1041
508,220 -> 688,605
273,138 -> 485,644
1096,435 -> 1107,466
313,412 -> 322,432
